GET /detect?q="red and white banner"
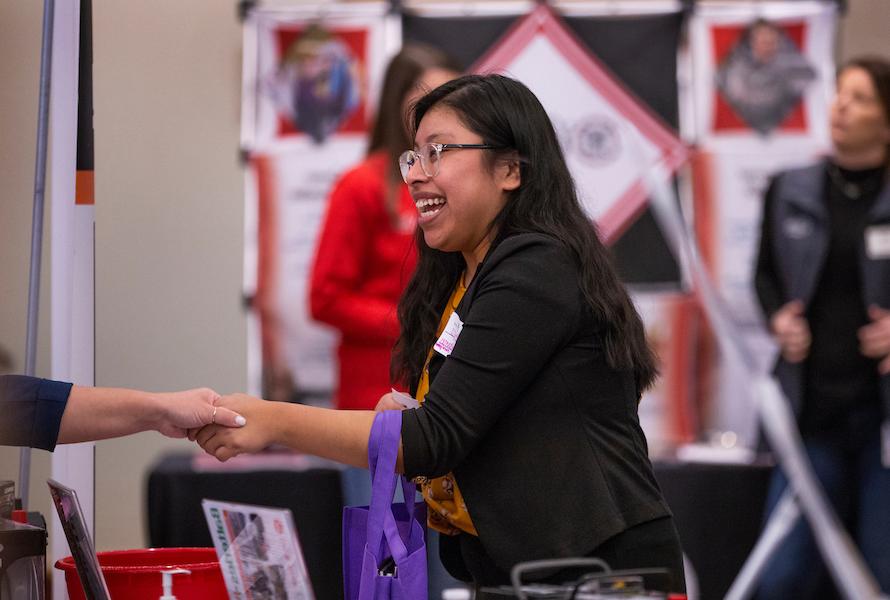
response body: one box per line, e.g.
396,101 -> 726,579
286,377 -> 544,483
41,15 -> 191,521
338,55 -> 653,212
242,4 -> 395,400
472,4 -> 687,243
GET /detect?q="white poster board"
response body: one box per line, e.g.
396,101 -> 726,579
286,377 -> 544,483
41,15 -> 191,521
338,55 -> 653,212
685,1 -> 837,444
241,4 -> 397,399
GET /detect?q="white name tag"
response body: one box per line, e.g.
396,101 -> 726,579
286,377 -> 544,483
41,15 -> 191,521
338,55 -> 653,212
390,388 -> 420,409
433,312 -> 464,357
866,225 -> 890,260
782,217 -> 813,240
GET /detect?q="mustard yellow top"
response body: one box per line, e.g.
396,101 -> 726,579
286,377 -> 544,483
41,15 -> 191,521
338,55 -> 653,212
414,277 -> 478,536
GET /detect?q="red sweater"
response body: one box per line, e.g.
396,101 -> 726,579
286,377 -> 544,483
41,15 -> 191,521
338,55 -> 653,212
309,152 -> 417,410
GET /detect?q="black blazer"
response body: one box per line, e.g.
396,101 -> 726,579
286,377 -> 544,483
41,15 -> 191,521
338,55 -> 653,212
754,162 -> 890,419
401,233 -> 670,571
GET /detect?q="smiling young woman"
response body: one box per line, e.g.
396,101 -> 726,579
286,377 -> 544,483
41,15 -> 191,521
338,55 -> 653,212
197,74 -> 685,595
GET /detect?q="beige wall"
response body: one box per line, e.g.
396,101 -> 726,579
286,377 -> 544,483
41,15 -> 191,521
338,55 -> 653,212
0,0 -> 245,551
1,0 -> 889,554
0,0 -> 54,536
838,0 -> 890,62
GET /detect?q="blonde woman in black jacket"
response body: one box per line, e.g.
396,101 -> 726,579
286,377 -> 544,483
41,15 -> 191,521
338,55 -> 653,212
754,56 -> 890,599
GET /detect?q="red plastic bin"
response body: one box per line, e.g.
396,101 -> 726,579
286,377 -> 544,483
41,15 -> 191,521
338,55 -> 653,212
55,547 -> 227,600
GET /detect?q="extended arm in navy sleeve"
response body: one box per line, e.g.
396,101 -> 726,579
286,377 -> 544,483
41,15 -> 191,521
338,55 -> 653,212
0,375 -> 72,451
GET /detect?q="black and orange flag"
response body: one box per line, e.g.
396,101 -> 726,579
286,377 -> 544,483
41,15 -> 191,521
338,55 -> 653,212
75,0 -> 93,206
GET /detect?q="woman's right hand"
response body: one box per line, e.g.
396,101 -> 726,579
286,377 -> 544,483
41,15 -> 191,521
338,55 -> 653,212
770,300 -> 811,363
194,394 -> 278,461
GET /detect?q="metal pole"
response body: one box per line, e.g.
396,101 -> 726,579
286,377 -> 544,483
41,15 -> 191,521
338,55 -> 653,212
725,489 -> 801,600
19,0 -> 56,511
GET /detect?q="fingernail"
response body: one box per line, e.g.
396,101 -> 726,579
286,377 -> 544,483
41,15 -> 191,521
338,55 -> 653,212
235,416 -> 247,426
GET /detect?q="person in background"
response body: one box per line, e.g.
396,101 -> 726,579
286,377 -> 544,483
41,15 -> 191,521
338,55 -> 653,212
197,74 -> 685,595
309,43 -> 461,411
753,56 -> 890,598
0,374 -> 244,451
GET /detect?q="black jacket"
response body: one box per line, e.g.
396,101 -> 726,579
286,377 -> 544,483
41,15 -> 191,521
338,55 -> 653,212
401,233 -> 670,571
754,161 -> 890,419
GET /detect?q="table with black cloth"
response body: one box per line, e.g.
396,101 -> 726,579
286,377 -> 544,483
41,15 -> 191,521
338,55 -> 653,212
653,459 -> 772,600
146,453 -> 345,599
147,453 -> 770,600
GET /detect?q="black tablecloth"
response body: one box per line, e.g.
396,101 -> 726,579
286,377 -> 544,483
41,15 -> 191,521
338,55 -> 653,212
654,460 -> 772,600
146,453 -> 345,599
147,453 -> 771,600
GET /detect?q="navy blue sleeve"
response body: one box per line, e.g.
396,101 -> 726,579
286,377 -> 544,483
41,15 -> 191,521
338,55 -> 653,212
0,375 -> 73,451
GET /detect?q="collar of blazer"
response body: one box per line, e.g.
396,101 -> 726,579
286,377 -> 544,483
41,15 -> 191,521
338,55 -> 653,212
777,160 -> 829,222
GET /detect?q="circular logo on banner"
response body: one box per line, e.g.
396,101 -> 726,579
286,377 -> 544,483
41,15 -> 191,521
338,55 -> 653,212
550,116 -> 573,155
574,115 -> 622,166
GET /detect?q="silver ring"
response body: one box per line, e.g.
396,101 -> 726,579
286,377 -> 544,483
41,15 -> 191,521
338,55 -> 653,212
211,406 -> 218,425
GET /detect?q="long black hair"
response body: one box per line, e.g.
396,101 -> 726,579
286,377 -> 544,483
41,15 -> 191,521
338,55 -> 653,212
391,74 -> 657,395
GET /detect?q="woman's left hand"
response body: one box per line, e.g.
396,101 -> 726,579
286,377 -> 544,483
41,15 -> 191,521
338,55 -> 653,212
374,393 -> 406,412
859,305 -> 890,374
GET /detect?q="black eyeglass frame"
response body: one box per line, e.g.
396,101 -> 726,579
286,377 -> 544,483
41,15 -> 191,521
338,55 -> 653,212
398,143 -> 500,183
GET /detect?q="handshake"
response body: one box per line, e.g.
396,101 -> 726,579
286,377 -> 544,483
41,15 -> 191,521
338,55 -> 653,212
7,376 -> 402,470
6,376 -> 400,469
180,390 -> 411,462
125,388 -> 276,461
1,378 -> 276,457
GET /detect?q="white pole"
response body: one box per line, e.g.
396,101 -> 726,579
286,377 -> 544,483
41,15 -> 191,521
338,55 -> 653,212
49,1 -> 95,598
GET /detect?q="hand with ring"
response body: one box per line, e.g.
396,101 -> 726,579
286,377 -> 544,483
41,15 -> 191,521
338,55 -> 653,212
144,388 -> 245,440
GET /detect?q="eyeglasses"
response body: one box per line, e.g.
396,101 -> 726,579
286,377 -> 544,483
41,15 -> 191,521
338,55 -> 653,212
398,143 -> 499,183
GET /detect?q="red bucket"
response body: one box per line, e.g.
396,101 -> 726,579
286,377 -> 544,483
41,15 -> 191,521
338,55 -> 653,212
55,547 -> 228,600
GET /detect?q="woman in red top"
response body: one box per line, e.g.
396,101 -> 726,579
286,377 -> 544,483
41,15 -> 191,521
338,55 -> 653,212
310,44 -> 460,410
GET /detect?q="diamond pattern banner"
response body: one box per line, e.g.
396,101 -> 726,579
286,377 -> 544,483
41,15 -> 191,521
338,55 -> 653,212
472,5 -> 687,243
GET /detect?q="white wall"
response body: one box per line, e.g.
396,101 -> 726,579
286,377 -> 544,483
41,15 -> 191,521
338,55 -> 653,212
1,0 -> 889,556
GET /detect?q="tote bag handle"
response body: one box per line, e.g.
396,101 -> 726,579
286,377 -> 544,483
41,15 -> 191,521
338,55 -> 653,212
366,410 -> 418,566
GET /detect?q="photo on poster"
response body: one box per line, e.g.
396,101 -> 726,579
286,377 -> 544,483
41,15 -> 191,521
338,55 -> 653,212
264,24 -> 367,144
713,19 -> 816,136
241,5 -> 392,402
203,499 -> 315,600
243,6 -> 387,152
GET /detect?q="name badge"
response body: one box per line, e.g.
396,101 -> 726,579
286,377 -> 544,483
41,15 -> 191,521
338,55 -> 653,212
782,217 -> 813,240
433,312 -> 463,357
865,225 -> 890,260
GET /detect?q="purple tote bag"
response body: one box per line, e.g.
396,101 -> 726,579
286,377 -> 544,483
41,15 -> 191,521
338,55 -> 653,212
342,410 -> 428,600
